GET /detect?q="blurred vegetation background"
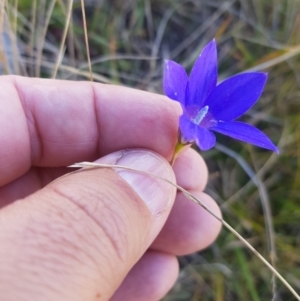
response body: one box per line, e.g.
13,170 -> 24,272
1,0 -> 300,300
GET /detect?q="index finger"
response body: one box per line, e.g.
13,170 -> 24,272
0,76 -> 180,186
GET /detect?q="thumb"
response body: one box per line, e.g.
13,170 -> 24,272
0,149 -> 176,301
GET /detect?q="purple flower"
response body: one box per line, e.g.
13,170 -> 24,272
163,39 -> 279,153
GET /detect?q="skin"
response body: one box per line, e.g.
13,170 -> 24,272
0,76 -> 222,301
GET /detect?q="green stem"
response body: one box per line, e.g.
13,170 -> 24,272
170,130 -> 192,166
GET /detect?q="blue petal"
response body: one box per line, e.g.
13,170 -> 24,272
186,39 -> 217,108
205,72 -> 267,121
211,121 -> 279,153
163,60 -> 188,106
179,114 -> 197,142
196,127 -> 216,151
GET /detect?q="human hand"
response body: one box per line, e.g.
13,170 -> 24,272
0,76 -> 221,301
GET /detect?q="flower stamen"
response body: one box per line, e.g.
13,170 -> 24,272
192,105 -> 209,125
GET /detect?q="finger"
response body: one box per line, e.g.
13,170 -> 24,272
151,191 -> 222,255
0,76 -> 180,186
0,167 -> 68,209
173,147 -> 208,191
0,150 -> 176,301
110,251 -> 178,301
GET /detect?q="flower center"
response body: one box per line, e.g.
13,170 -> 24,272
192,106 -> 209,125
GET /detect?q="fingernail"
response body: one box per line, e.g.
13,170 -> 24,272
115,150 -> 175,214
